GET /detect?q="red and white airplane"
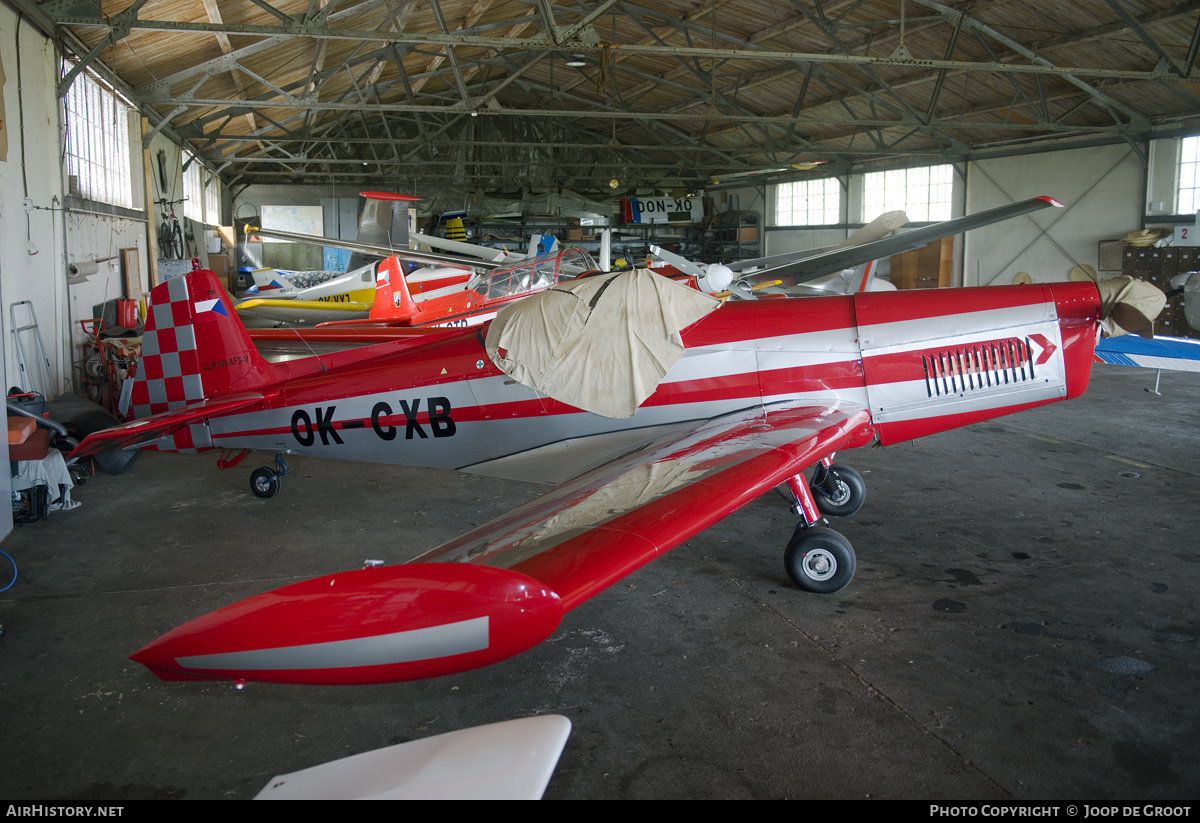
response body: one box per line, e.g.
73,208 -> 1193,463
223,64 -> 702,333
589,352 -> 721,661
256,245 -> 601,338
246,196 -> 1065,360
242,247 -> 606,366
69,225 -> 1159,688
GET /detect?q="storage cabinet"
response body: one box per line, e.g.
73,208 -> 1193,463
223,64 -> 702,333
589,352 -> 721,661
1121,245 -> 1198,339
889,236 -> 953,289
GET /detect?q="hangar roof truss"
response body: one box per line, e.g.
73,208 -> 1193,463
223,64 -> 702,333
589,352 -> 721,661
15,0 -> 1200,195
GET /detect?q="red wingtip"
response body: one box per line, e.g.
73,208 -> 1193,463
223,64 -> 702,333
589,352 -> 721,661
1035,196 -> 1064,207
127,564 -> 565,686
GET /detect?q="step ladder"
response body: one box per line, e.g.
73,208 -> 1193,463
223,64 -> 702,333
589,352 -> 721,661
9,301 -> 55,400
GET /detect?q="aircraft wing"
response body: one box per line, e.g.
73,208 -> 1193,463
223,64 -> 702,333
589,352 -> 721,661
251,225 -> 501,271
725,211 -> 910,274
236,298 -> 370,315
235,298 -> 372,327
69,391 -> 267,459
124,399 -> 873,685
415,401 -> 872,610
1094,334 -> 1200,372
410,231 -> 528,264
744,196 -> 1063,286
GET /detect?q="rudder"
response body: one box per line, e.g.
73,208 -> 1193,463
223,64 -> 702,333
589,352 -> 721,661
367,256 -> 419,323
132,269 -> 275,422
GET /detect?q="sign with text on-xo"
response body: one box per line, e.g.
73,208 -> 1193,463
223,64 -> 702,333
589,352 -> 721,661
621,196 -> 703,224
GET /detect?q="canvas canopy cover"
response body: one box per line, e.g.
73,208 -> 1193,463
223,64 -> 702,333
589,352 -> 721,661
1096,275 -> 1167,339
485,268 -> 721,418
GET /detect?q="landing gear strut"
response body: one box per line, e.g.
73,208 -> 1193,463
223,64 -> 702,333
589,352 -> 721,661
250,454 -> 291,499
779,457 -> 860,593
810,462 -> 866,517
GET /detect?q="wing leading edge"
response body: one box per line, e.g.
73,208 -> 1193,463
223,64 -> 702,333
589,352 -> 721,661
129,400 -> 873,684
749,196 -> 1063,286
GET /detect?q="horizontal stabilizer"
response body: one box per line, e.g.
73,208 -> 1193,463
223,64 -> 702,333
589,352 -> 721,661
69,392 -> 266,459
254,715 -> 571,800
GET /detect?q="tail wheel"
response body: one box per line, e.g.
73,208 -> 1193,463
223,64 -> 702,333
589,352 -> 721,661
250,467 -> 281,499
784,527 -> 856,594
812,465 -> 866,517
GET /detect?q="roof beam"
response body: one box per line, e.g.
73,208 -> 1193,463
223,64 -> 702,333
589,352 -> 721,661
906,0 -> 1152,131
246,0 -> 297,26
200,0 -> 260,137
45,12 -> 1196,85
142,92 -> 1161,134
1100,0 -> 1193,78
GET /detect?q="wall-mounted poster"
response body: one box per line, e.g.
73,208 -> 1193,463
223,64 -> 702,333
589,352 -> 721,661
260,205 -> 324,241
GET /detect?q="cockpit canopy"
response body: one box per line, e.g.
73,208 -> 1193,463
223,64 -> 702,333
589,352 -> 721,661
472,247 -> 600,300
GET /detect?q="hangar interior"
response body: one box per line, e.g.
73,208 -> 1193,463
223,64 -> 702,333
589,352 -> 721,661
0,0 -> 1197,801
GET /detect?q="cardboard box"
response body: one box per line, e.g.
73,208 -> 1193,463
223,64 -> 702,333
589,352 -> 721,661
737,227 -> 758,243
207,255 -> 231,290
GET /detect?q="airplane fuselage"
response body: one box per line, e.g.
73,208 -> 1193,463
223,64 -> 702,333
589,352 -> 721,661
167,282 -> 1099,485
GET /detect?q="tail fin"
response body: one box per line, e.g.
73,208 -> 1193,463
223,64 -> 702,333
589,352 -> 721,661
853,260 -> 877,293
526,233 -> 558,257
131,269 -> 275,421
242,268 -> 293,296
367,256 -> 419,323
347,194 -> 397,270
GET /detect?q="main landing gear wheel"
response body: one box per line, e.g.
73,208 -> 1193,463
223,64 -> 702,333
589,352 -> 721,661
250,467 -> 281,499
784,527 -> 856,594
812,465 -> 866,518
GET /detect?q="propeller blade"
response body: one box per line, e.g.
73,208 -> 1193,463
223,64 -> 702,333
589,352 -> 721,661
649,245 -> 705,278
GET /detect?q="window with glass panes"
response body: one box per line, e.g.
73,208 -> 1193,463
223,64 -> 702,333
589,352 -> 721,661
183,154 -> 205,222
1178,136 -> 1200,215
63,69 -> 134,208
862,165 -> 953,223
204,171 -> 222,225
776,177 -> 841,225
181,152 -> 223,225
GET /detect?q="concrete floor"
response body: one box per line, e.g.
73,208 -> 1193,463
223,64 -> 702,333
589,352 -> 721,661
1,365 -> 1197,800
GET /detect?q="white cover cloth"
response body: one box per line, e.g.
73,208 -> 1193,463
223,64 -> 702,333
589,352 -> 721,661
14,448 -> 79,511
485,268 -> 721,418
